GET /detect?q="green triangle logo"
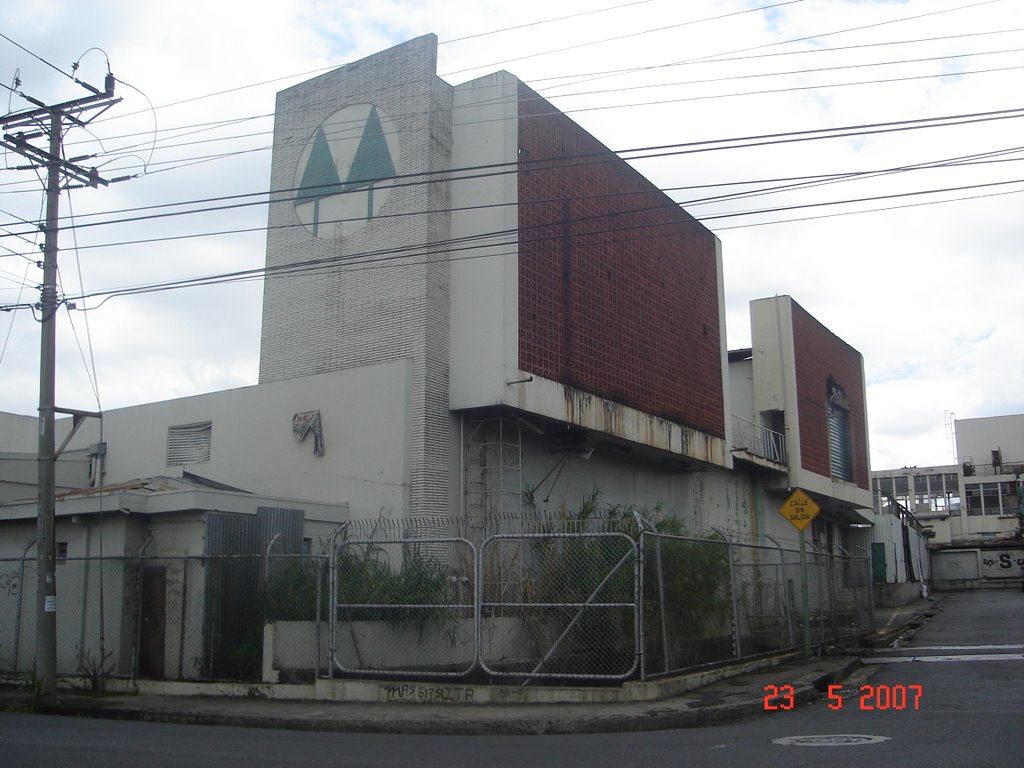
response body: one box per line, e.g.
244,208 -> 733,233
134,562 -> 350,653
295,126 -> 343,204
342,106 -> 396,190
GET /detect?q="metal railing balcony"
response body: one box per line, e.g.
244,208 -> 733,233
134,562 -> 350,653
732,416 -> 787,465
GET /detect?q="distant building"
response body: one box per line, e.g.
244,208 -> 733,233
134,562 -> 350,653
871,413 -> 1023,593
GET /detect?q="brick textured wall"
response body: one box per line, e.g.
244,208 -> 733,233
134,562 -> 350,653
517,83 -> 724,437
790,301 -> 869,490
258,36 -> 453,517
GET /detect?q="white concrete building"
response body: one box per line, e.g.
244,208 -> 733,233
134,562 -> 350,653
871,413 -> 1023,593
0,36 -> 881,683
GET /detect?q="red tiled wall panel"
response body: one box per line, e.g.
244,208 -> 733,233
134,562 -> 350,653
791,302 -> 869,490
517,84 -> 724,437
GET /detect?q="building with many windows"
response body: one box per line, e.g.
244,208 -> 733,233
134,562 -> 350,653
871,412 -> 1023,592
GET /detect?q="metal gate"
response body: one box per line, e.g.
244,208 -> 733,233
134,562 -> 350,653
479,532 -> 639,681
329,536 -> 477,678
327,531 -> 638,681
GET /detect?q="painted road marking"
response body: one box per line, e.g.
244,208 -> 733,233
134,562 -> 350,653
894,644 -> 1024,651
865,653 -> 1024,664
772,735 -> 891,746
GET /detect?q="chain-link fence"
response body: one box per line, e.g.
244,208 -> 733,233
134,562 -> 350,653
0,553 -> 35,675
638,532 -> 872,678
479,532 -> 638,681
0,527 -> 873,686
330,537 -> 476,678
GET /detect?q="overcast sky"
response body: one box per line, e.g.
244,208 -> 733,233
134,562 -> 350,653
1,0 -> 1021,471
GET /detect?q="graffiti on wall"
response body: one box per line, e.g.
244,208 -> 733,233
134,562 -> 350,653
980,550 -> 1024,579
0,569 -> 22,597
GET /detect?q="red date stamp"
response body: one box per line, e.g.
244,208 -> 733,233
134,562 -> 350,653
763,684 -> 923,711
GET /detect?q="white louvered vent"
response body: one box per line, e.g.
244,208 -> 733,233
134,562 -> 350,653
166,421 -> 212,466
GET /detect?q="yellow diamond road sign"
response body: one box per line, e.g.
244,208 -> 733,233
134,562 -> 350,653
780,488 -> 820,531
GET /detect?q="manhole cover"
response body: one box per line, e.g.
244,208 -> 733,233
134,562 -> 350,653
772,734 -> 891,747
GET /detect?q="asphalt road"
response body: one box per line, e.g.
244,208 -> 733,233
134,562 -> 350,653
2,589 -> 1022,768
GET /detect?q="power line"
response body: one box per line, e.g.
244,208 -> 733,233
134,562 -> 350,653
2,23 -> 1017,195
713,182 -> 1024,230
40,171 -> 1023,313
49,39 -> 1023,173
440,0 -> 659,45
0,31 -> 75,81
530,26 -> 1024,89
42,56 -> 1024,192
441,0 -> 808,77
3,105 -> 1022,248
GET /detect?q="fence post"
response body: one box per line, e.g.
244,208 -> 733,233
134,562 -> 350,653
13,538 -> 37,672
130,536 -> 153,679
325,523 -> 348,678
177,559 -> 189,680
765,535 -> 795,650
314,552 -> 323,679
647,530 -> 670,679
713,528 -> 742,660
855,546 -> 875,634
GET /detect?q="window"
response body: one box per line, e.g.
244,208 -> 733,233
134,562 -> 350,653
982,483 -> 1000,515
967,483 -> 1001,515
167,421 -> 213,466
966,486 -> 983,515
57,541 -> 68,561
943,473 -> 961,513
1003,482 -> 1020,514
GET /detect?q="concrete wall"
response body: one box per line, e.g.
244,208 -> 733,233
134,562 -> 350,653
448,72 -> 521,412
0,413 -> 37,452
956,414 -> 1024,469
931,547 -> 1024,590
729,358 -> 755,426
514,427 -> 805,548
53,364 -> 408,519
258,35 -> 453,519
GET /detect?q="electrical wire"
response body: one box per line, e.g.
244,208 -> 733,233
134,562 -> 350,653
21,166 -> 1021,316
440,0 -> 659,45
2,2 -> 1015,319
64,186 -> 102,408
441,0 -> 809,78
3,24 -> 1019,198
0,31 -> 75,81
2,105 -> 1022,247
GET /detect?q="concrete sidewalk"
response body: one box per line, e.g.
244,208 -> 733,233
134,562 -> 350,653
0,597 -> 942,735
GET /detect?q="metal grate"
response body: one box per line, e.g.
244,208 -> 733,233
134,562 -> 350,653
166,421 -> 212,466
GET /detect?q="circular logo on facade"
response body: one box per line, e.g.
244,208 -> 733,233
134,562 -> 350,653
293,103 -> 400,239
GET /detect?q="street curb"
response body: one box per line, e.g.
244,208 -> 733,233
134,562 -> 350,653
861,597 -> 945,649
22,656 -> 862,735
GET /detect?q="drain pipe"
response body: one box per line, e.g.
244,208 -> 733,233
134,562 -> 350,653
13,537 -> 37,671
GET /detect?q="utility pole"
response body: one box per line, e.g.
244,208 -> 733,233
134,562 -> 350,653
2,72 -> 121,702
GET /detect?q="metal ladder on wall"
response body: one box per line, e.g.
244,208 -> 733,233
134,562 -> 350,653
463,416 -> 523,542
